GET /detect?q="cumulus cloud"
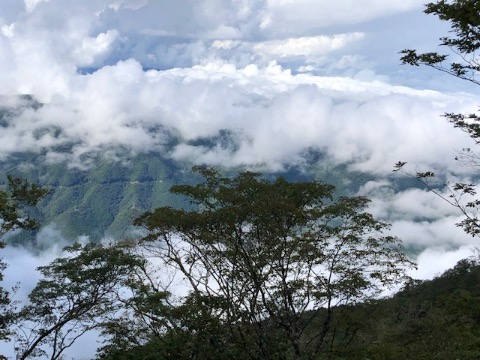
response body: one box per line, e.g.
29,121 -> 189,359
24,0 -> 50,13
410,245 -> 478,280
1,23 -> 15,37
106,0 -> 149,12
260,0 -> 423,35
0,0 -> 477,295
0,0 -> 478,356
253,33 -> 365,57
0,57 -> 475,174
0,0 -> 437,75
73,29 -> 120,67
359,180 -> 479,251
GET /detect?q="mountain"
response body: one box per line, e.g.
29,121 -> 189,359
99,256 -> 480,359
0,95 -> 416,243
353,257 -> 480,359
3,152 -> 376,242
1,152 -> 195,242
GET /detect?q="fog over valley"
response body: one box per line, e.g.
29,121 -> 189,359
1,1 -> 480,358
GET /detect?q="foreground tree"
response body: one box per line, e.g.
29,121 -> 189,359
0,176 -> 49,341
398,0 -> 480,236
13,242 -> 146,360
131,166 -> 414,359
401,0 -> 480,87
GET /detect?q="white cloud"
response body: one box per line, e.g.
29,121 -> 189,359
261,0 -> 423,35
410,245 -> 478,280
0,0 -> 478,356
0,0 -> 477,308
206,24 -> 243,39
24,0 -> 50,13
1,23 -> 15,38
253,33 -> 365,57
391,217 -> 473,248
0,58 -> 475,174
211,39 -> 241,50
73,29 -> 120,66
0,227 -> 93,358
359,181 -> 478,253
106,0 -> 148,12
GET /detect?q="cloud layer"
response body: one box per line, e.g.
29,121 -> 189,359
0,0 -> 478,293
0,0 -> 474,173
0,58 -> 475,173
1,1 -> 479,357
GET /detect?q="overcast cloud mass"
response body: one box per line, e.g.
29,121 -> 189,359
1,1 -> 480,357
0,0 -> 476,173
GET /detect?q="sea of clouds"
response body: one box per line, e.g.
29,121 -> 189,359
1,0 -> 480,357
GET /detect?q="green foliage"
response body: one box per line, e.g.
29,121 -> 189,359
130,166 -> 414,359
400,0 -> 480,86
1,146 -> 377,244
353,256 -> 480,359
100,292 -> 249,360
0,176 -> 49,236
0,177 -> 48,342
8,166 -> 478,359
96,252 -> 480,360
398,0 -> 480,238
2,153 -> 193,241
14,242 -> 145,360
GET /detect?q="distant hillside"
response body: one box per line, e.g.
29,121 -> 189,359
0,95 -> 417,243
100,256 -> 480,359
352,257 -> 480,359
3,152 -> 374,242
1,152 -> 197,242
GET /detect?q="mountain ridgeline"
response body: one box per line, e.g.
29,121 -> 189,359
2,153 -> 377,243
0,95 -> 416,243
1,153 -> 195,242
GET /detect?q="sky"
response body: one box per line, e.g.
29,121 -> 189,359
1,0 -> 480,357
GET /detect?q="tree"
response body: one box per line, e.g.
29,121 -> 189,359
131,166 -> 414,359
357,255 -> 480,359
400,0 -> 480,87
13,242 -> 146,360
397,0 -> 480,237
0,176 -> 49,341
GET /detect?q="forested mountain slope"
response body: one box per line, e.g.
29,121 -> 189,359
354,257 -> 480,359
4,154 -> 373,242
0,95 -> 417,243
1,153 -> 193,241
99,256 -> 480,360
